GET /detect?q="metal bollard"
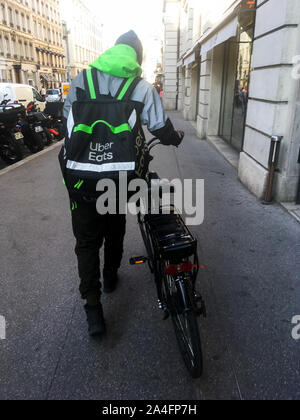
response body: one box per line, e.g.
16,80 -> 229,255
296,147 -> 300,205
264,136 -> 282,203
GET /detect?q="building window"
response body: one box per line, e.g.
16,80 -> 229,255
12,38 -> 17,58
15,10 -> 20,29
0,35 -> 3,56
4,36 -> 10,57
8,7 -> 13,26
18,40 -> 23,59
21,13 -> 26,31
1,3 -> 6,24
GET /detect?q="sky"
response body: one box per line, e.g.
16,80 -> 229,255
84,0 -> 164,81
85,0 -> 164,49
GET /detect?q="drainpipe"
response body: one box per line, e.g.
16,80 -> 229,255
264,135 -> 282,203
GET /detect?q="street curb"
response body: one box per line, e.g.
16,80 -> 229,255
0,140 -> 63,177
280,202 -> 300,223
206,136 -> 239,169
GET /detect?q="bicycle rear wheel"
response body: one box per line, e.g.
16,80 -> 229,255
163,272 -> 203,378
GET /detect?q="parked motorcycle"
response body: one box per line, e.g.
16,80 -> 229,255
24,101 -> 62,147
21,101 -> 51,152
0,102 -> 24,164
44,102 -> 64,140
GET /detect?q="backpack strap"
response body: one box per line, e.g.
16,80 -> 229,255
83,68 -> 100,100
115,77 -> 142,101
114,78 -> 128,100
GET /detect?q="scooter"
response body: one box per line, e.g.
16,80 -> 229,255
21,102 -> 51,152
0,102 -> 24,164
44,101 -> 64,140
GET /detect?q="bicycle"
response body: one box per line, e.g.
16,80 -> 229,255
130,137 -> 206,378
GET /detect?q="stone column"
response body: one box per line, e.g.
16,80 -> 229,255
197,52 -> 212,139
238,0 -> 300,201
162,0 -> 180,111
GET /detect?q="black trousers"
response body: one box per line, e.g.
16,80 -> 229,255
71,200 -> 126,302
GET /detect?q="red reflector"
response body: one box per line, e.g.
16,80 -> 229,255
14,100 -> 18,104
165,265 -> 178,275
180,262 -> 194,272
49,129 -> 59,136
165,262 -> 194,275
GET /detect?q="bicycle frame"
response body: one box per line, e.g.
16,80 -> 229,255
131,137 -> 206,377
135,139 -> 201,315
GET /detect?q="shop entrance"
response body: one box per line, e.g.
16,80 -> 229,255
219,8 -> 255,151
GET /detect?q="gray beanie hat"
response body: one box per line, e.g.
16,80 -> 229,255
115,30 -> 143,65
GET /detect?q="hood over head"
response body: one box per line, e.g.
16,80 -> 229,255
89,43 -> 142,79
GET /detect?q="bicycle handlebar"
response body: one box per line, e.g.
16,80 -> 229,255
147,130 -> 184,152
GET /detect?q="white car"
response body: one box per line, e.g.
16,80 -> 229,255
46,89 -> 61,103
0,83 -> 46,111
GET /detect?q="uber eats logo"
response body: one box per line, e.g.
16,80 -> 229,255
89,142 -> 114,163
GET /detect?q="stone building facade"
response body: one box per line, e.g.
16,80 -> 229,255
163,0 -> 300,203
59,0 -> 103,80
0,0 -> 66,89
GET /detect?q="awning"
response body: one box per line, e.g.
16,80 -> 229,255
40,73 -> 55,82
201,16 -> 238,55
184,52 -> 196,66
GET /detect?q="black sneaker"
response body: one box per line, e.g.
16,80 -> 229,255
84,303 -> 106,337
103,269 -> 119,294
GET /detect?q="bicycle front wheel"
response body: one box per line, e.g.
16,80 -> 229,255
164,274 -> 203,378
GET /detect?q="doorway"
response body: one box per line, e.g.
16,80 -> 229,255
191,62 -> 200,121
219,9 -> 255,151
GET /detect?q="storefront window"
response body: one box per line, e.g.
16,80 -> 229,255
230,26 -> 253,150
219,4 -> 256,151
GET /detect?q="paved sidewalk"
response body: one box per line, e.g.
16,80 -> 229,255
0,111 -> 299,400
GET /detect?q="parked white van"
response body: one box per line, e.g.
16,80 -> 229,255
0,83 -> 46,111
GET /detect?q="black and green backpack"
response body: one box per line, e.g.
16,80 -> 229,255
59,68 -> 149,198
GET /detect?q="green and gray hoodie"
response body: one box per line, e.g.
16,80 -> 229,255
63,45 -> 181,146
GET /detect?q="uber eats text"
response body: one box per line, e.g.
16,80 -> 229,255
89,142 -> 114,163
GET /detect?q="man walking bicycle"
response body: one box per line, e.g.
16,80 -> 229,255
61,30 -> 184,336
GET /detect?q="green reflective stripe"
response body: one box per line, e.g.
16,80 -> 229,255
62,178 -> 66,185
72,201 -> 78,211
73,120 -> 131,135
74,180 -> 84,189
86,69 -> 96,99
117,77 -> 136,100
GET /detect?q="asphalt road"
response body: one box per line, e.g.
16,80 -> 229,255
0,142 -> 31,171
0,112 -> 299,400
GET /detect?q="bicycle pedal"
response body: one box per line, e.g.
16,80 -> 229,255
129,256 -> 148,265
